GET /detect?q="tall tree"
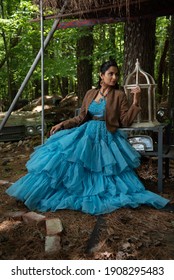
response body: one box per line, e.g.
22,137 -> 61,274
123,18 -> 156,79
123,18 -> 156,121
76,27 -> 94,105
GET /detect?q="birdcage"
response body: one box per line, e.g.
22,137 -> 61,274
124,59 -> 159,127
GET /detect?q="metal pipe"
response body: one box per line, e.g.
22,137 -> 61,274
0,0 -> 68,132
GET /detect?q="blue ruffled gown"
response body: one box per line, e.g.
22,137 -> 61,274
6,99 -> 169,215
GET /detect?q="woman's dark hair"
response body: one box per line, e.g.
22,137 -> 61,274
97,59 -> 119,89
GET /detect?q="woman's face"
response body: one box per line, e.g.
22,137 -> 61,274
100,66 -> 119,87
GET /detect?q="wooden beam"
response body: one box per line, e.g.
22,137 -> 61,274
31,0 -> 147,22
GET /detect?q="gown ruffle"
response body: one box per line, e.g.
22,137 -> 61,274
6,99 -> 169,215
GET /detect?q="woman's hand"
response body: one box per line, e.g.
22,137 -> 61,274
50,123 -> 63,135
131,86 -> 141,106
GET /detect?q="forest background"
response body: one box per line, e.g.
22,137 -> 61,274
0,0 -> 174,118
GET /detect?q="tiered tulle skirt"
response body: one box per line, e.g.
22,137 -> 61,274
6,120 -> 169,215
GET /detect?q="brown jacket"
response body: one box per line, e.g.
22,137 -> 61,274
61,88 -> 141,133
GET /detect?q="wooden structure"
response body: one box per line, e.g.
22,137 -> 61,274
38,0 -> 174,21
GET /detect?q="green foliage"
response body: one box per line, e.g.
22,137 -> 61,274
92,23 -> 124,86
0,0 -> 39,99
44,25 -> 77,78
0,1 -> 170,104
155,17 -> 170,79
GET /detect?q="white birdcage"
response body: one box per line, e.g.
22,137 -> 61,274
124,59 -> 159,127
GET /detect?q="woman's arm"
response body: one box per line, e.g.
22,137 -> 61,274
131,86 -> 141,106
50,90 -> 92,135
119,86 -> 141,127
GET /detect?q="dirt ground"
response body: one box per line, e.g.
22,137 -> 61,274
0,136 -> 174,260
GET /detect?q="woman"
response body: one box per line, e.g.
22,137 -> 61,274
6,59 -> 170,215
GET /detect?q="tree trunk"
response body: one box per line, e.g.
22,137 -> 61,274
123,18 -> 156,122
34,79 -> 41,99
56,76 -> 69,98
157,38 -> 169,102
123,18 -> 156,80
108,25 -> 116,58
76,27 -> 94,106
44,79 -> 49,96
50,76 -> 58,95
61,77 -> 69,98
